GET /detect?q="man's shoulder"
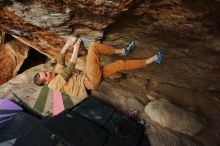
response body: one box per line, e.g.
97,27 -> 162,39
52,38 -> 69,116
48,74 -> 67,91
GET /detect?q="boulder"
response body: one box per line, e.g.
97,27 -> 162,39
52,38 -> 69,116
144,98 -> 206,136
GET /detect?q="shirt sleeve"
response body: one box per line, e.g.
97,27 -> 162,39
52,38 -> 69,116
57,53 -> 65,66
54,53 -> 65,74
61,62 -> 75,81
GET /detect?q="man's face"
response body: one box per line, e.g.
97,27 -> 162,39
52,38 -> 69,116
39,71 -> 55,84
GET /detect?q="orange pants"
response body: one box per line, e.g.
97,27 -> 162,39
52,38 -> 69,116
84,42 -> 146,90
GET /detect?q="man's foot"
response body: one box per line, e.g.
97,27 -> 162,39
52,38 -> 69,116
123,41 -> 135,56
155,48 -> 168,64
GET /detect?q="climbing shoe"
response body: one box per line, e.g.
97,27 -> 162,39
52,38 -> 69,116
123,41 -> 135,56
155,48 -> 168,64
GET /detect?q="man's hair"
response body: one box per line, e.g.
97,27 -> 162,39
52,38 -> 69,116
34,73 -> 45,86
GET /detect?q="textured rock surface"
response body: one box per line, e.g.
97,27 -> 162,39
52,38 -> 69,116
0,63 -> 202,146
0,37 -> 29,84
144,98 -> 205,136
0,0 -> 220,145
1,0 -> 220,89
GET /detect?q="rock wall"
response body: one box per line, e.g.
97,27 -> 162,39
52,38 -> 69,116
0,0 -> 220,145
0,35 -> 29,84
1,0 -> 220,88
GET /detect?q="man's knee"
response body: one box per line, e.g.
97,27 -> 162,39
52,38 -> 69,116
88,42 -> 96,51
89,42 -> 99,49
88,42 -> 100,54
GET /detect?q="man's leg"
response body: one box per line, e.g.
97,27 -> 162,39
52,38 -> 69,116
84,42 -> 124,89
102,55 -> 157,78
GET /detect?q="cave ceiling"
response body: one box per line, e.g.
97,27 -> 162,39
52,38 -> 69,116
0,0 -> 220,89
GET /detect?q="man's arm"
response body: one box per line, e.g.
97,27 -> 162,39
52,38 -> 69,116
61,39 -> 81,81
57,37 -> 77,66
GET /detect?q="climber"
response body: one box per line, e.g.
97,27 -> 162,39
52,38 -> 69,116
33,37 -> 168,100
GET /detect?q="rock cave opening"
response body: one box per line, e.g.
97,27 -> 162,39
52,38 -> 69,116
18,48 -> 48,74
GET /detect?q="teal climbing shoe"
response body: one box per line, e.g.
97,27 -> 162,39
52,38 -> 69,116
123,41 -> 135,56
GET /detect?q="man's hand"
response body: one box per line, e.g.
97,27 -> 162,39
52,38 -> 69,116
70,38 -> 81,63
61,36 -> 77,54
